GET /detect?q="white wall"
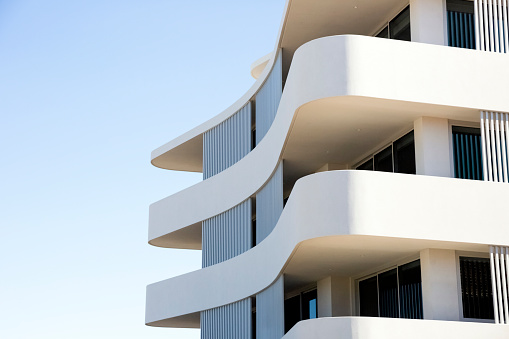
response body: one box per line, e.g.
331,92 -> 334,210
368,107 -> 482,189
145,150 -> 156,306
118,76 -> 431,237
317,276 -> 352,317
410,0 -> 447,45
414,117 -> 452,177
420,248 -> 461,321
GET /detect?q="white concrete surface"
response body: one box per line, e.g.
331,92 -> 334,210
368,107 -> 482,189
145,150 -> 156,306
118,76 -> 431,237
283,317 -> 509,339
420,249 -> 461,321
414,117 -> 452,177
146,170 -> 509,327
149,35 -> 509,249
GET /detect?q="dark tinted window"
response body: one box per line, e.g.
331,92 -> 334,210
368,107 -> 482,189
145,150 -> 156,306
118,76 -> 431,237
390,6 -> 411,41
357,158 -> 373,171
284,295 -> 301,333
374,146 -> 393,172
359,276 -> 379,317
394,131 -> 416,174
302,290 -> 317,320
398,260 -> 423,319
359,260 -> 423,320
378,269 -> 399,318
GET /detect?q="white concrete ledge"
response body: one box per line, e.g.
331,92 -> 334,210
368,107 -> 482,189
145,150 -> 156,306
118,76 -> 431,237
149,34 -> 509,249
283,317 -> 509,339
146,170 -> 509,327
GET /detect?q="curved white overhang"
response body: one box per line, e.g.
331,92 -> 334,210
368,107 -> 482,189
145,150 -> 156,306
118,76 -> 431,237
146,170 -> 509,327
149,34 -> 509,249
150,0 -> 424,172
250,52 -> 272,79
283,317 -> 509,339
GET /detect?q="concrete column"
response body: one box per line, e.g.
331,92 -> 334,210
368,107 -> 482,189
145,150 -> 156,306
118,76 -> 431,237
414,117 -> 452,177
410,0 -> 448,45
420,249 -> 461,321
317,276 -> 352,317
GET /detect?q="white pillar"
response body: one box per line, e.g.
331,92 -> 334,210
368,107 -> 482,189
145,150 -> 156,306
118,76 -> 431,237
317,276 -> 352,317
410,0 -> 448,45
414,117 -> 452,177
420,249 -> 461,321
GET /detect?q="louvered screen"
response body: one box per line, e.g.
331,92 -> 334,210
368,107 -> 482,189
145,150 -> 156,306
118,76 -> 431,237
448,10 -> 476,49
452,126 -> 483,180
459,257 -> 494,319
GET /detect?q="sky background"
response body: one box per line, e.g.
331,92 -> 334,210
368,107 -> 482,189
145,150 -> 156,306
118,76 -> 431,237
0,1 -> 285,338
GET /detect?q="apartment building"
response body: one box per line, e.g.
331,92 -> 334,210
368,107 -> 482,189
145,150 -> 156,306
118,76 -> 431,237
146,0 -> 509,338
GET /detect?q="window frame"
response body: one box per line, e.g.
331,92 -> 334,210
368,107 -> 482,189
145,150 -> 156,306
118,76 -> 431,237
455,251 -> 495,323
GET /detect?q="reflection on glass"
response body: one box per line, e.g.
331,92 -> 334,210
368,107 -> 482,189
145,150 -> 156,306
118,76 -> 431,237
398,260 -> 423,319
374,145 -> 393,172
390,6 -> 411,41
378,269 -> 399,318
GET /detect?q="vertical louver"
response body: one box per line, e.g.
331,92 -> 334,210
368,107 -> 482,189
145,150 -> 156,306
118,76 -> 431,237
448,10 -> 476,48
256,276 -> 284,339
203,102 -> 252,179
480,112 -> 509,182
452,126 -> 483,180
200,298 -> 252,339
489,246 -> 509,324
202,200 -> 252,268
255,51 -> 282,145
474,0 -> 509,52
255,162 -> 283,244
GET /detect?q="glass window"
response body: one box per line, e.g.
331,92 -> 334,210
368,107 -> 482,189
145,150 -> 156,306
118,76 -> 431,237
452,127 -> 483,180
357,158 -> 373,171
359,260 -> 423,320
394,131 -> 416,174
375,6 -> 411,42
284,288 -> 318,333
398,260 -> 423,319
374,146 -> 393,172
356,131 -> 415,175
390,6 -> 411,41
302,289 -> 318,320
378,269 -> 399,318
359,276 -> 379,317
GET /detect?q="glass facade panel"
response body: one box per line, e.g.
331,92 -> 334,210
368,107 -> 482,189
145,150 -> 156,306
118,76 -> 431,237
398,260 -> 423,319
374,146 -> 393,172
357,158 -> 374,171
394,131 -> 416,174
378,269 -> 399,318
284,288 -> 318,333
359,260 -> 423,320
390,6 -> 411,41
359,276 -> 379,317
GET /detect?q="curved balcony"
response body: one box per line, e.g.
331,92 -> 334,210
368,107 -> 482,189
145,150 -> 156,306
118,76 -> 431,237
149,34 -> 509,249
146,170 -> 509,327
283,317 -> 509,339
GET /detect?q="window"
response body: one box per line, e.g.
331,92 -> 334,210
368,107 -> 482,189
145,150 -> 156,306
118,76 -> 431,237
358,260 -> 423,319
452,126 -> 483,180
447,0 -> 475,49
284,288 -> 318,333
459,257 -> 494,319
376,6 -> 411,41
356,131 -> 415,174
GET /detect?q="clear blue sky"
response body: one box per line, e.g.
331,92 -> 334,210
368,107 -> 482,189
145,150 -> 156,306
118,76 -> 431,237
0,1 -> 285,338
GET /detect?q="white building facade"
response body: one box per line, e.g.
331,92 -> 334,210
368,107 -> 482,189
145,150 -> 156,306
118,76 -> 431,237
146,0 -> 509,338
